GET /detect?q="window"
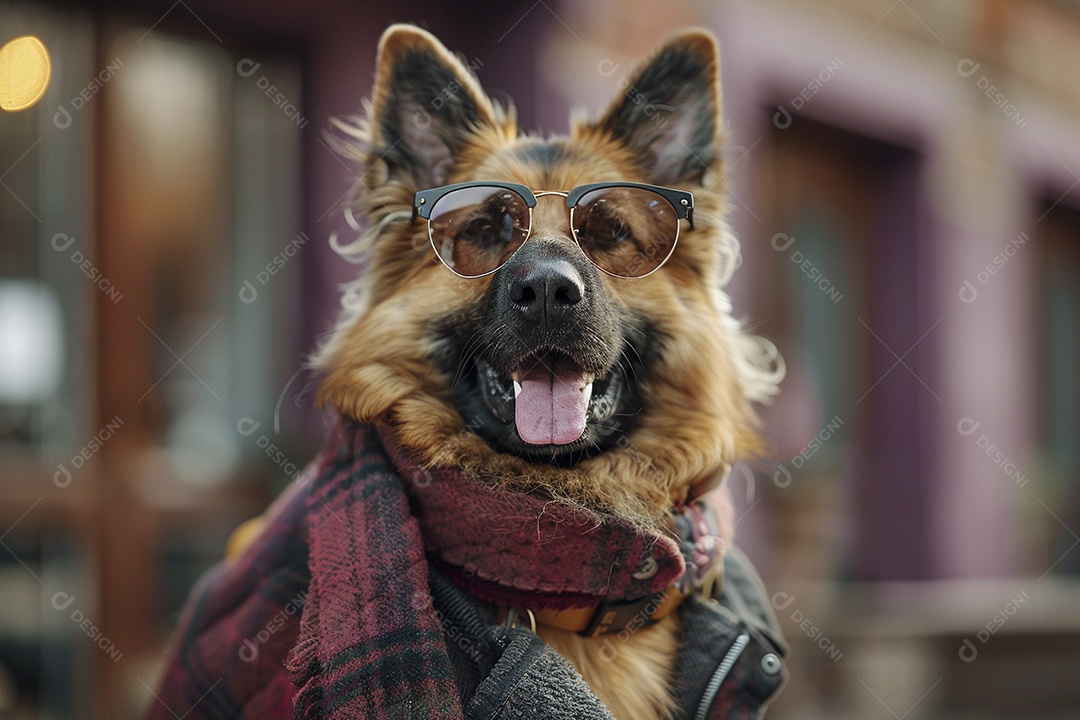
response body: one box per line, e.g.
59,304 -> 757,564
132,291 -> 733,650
759,117 -> 927,581
1036,199 -> 1080,576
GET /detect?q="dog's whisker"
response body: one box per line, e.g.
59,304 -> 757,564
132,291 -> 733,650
451,329 -> 488,389
618,346 -> 644,390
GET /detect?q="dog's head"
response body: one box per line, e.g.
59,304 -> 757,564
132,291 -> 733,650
316,25 -> 781,523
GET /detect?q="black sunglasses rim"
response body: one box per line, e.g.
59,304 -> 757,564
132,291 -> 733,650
413,180 -> 694,222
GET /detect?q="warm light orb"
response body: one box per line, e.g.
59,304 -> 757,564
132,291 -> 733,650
0,35 -> 51,112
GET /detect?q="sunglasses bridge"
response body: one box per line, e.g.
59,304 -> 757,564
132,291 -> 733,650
512,190 -> 624,272
527,190 -> 574,242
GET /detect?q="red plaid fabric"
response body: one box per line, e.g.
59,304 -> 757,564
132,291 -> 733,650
144,416 -> 734,719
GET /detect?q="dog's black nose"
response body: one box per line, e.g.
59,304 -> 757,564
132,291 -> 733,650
508,259 -> 583,323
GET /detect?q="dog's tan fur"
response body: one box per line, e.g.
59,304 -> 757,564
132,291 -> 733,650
539,619 -> 681,720
315,25 -> 781,719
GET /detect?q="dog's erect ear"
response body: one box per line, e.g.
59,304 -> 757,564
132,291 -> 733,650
591,31 -> 721,186
368,25 -> 504,189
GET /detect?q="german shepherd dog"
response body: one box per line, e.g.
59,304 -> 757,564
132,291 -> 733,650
314,24 -> 782,720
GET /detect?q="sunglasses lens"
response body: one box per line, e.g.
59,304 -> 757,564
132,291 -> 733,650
572,186 -> 679,277
428,185 -> 530,277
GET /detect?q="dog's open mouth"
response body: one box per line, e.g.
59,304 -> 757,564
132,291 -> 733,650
432,247 -> 653,463
475,350 -> 626,449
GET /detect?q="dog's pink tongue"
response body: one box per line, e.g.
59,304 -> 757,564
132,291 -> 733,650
515,359 -> 590,445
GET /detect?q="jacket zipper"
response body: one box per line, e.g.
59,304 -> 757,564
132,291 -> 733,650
693,632 -> 750,720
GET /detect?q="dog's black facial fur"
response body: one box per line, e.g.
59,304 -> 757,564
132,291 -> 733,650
489,239 -> 618,374
431,239 -> 657,465
510,142 -> 578,167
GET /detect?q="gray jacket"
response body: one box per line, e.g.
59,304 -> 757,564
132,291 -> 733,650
430,546 -> 788,719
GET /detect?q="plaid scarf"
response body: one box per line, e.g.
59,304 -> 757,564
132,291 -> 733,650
145,416 -> 731,719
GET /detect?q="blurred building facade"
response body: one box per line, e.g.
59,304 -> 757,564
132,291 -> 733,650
0,0 -> 1077,717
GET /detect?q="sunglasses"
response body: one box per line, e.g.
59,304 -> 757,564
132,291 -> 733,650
413,181 -> 694,279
